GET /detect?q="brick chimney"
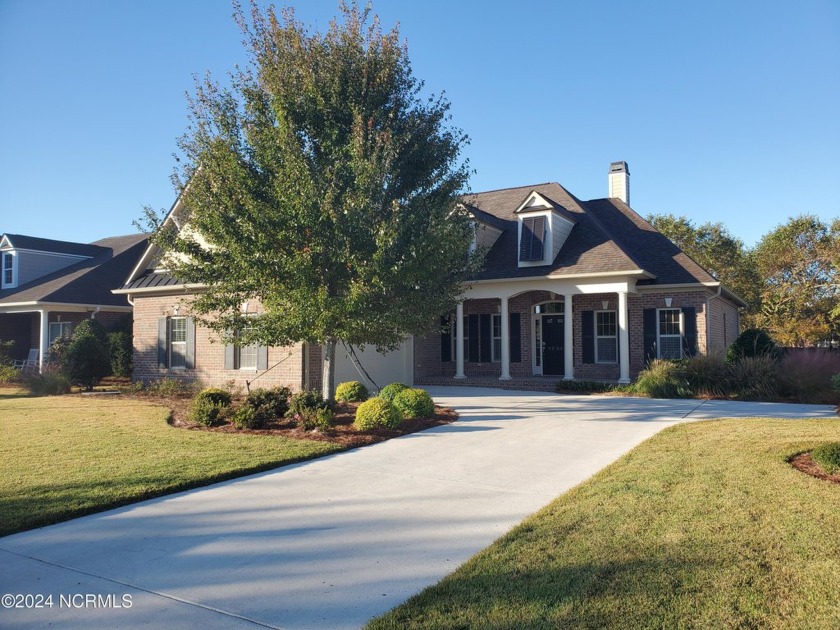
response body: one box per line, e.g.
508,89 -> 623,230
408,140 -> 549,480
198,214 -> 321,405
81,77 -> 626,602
608,161 -> 630,205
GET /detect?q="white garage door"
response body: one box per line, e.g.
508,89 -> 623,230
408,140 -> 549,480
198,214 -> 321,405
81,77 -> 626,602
333,339 -> 414,392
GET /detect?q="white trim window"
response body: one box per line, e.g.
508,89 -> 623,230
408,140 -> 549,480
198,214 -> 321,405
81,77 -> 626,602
658,309 -> 683,359
237,322 -> 258,370
2,251 -> 15,288
48,321 -> 72,345
595,311 -> 618,363
169,316 -> 188,369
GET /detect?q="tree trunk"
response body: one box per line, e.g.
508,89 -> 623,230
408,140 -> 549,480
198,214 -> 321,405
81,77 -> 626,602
322,338 -> 337,401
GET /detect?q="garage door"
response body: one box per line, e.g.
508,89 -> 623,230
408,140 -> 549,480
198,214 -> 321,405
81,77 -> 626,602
333,339 -> 414,392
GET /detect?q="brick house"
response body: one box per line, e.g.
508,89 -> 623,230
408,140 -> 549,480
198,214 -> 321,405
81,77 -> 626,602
116,162 -> 744,391
0,233 -> 147,371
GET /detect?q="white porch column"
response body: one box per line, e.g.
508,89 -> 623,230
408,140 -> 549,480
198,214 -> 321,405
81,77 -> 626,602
454,302 -> 466,379
39,309 -> 49,373
618,291 -> 630,384
499,296 -> 511,380
563,294 -> 574,380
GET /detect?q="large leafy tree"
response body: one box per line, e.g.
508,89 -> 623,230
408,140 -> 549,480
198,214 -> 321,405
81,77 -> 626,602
148,1 -> 477,399
752,215 -> 840,346
647,214 -> 762,319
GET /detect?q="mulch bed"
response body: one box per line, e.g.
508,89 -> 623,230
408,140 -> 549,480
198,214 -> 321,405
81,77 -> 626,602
143,394 -> 458,448
789,452 -> 840,485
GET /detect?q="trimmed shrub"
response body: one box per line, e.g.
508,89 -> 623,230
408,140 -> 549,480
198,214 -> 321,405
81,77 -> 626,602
299,406 -> 335,431
62,332 -> 110,390
335,380 -> 369,402
392,388 -> 435,419
379,382 -> 409,401
354,397 -> 403,430
726,328 -> 782,364
630,360 -> 692,399
188,397 -> 226,426
832,373 -> 840,393
812,442 -> 840,475
27,372 -> 71,396
107,331 -> 133,377
730,355 -> 781,401
231,403 -> 261,430
288,390 -> 329,416
74,318 -> 109,345
776,350 -> 840,404
244,386 -> 291,423
194,387 -> 233,407
681,353 -> 731,398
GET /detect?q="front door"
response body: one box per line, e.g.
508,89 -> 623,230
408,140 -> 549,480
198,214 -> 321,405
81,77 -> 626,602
542,314 -> 564,376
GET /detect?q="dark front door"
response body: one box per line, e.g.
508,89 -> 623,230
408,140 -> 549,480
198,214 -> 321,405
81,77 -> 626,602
542,315 -> 564,376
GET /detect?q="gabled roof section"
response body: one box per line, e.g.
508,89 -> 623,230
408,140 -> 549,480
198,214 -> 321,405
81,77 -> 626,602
465,182 -> 639,280
0,233 -> 105,258
0,234 -> 148,307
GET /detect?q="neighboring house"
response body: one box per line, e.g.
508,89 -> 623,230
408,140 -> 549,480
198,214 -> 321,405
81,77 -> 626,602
116,162 -> 744,392
0,233 -> 147,371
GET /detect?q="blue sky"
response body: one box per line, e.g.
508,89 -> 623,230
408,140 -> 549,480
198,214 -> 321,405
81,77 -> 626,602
1,0 -> 838,246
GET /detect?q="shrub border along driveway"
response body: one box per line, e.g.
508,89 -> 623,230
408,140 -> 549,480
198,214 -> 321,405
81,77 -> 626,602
0,387 -> 835,630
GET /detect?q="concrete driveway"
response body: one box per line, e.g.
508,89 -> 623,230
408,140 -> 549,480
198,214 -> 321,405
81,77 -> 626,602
0,388 -> 834,629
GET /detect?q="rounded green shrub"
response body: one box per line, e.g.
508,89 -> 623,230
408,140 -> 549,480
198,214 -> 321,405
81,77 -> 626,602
379,382 -> 409,401
354,397 -> 403,431
194,387 -> 233,408
335,380 -> 369,402
288,389 -> 329,416
392,388 -> 435,419
833,373 -> 840,393
726,328 -> 782,364
188,397 -> 225,426
62,332 -> 111,391
231,403 -> 262,430
812,442 -> 840,475
245,386 -> 290,421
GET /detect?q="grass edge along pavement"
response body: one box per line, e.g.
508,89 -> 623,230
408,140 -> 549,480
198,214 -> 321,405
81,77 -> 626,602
368,417 -> 840,630
0,391 -> 343,537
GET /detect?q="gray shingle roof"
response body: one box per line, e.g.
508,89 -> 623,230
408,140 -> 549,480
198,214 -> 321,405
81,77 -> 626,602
0,234 -> 106,258
466,182 -> 719,287
0,234 -> 148,307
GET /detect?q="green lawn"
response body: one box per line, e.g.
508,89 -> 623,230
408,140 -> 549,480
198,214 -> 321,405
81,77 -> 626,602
0,390 -> 341,537
369,418 -> 840,629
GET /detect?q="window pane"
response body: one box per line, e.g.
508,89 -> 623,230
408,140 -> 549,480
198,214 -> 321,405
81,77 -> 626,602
170,317 -> 187,368
597,311 -> 616,336
171,318 -> 187,342
659,309 -> 681,335
659,336 -> 682,359
492,338 -> 501,363
597,337 -> 617,363
239,345 -> 258,369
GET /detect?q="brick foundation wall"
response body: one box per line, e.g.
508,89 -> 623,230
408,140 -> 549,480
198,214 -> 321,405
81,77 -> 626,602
132,294 -> 306,390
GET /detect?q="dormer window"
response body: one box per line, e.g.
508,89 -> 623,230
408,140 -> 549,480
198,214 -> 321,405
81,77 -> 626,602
519,216 -> 546,262
2,252 -> 16,288
514,190 -> 576,268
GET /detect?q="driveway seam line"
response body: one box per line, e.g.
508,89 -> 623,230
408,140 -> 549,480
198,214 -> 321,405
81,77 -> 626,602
0,547 -> 279,629
682,399 -> 710,418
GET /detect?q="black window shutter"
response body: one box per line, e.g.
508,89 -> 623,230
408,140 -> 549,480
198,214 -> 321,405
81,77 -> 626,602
157,317 -> 168,369
479,314 -> 491,362
440,316 -> 451,362
531,216 -> 545,260
520,218 -> 534,262
582,310 -> 595,364
682,307 -> 698,357
257,345 -> 269,370
185,317 -> 196,370
468,314 -> 479,363
643,309 -> 657,363
509,313 -> 521,363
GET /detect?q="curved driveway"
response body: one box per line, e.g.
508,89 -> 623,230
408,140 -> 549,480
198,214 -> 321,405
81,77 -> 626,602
0,388 -> 834,629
